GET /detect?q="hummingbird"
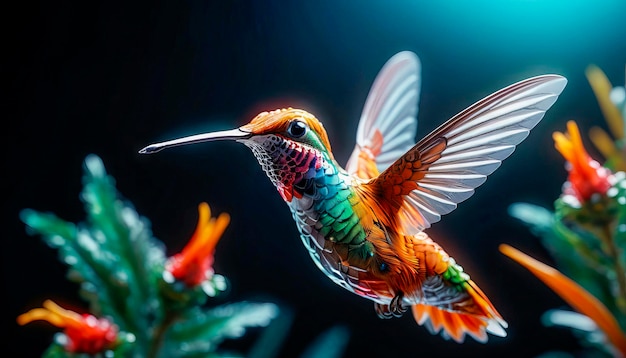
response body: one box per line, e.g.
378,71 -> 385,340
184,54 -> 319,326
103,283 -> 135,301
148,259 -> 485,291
139,52 -> 567,343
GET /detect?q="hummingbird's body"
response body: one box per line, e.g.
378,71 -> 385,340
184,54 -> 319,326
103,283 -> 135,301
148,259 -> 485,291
140,52 -> 567,343
238,108 -> 506,343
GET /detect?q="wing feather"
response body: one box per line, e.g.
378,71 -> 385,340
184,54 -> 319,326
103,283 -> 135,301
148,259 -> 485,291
345,51 -> 421,179
368,74 -> 567,235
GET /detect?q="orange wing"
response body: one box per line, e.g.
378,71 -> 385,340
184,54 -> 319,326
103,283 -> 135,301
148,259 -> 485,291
366,75 -> 568,236
345,51 -> 421,179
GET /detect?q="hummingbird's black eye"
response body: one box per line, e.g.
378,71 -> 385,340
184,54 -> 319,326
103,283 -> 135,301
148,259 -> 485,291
287,120 -> 308,138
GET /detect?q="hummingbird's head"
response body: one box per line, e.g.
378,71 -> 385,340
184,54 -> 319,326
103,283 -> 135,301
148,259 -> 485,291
139,108 -> 337,201
237,108 -> 337,199
240,108 -> 333,158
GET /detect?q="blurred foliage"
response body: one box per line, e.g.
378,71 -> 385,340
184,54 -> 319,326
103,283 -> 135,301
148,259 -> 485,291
17,154 -> 349,357
505,66 -> 626,357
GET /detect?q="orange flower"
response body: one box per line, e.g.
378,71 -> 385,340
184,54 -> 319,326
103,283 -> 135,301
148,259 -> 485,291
166,202 -> 230,287
553,120 -> 613,203
17,300 -> 119,354
500,244 -> 626,356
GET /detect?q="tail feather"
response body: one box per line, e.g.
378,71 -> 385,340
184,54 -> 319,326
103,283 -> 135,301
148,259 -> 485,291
441,310 -> 464,343
459,314 -> 487,342
412,304 -> 488,343
411,279 -> 508,343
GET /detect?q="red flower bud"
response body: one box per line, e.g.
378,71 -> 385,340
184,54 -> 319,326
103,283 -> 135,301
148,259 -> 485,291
166,202 -> 230,286
17,300 -> 118,354
553,121 -> 613,203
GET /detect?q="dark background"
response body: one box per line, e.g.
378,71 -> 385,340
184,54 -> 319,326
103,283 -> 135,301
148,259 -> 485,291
5,1 -> 626,357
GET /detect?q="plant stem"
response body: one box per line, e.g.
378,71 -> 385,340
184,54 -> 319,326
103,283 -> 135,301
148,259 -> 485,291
601,223 -> 626,314
148,311 -> 178,358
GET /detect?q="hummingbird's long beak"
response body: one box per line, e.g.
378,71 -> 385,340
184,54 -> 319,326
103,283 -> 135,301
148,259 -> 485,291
138,128 -> 251,154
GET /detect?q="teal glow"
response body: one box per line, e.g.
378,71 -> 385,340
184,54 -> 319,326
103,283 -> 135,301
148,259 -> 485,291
333,0 -> 624,60
425,1 -> 624,54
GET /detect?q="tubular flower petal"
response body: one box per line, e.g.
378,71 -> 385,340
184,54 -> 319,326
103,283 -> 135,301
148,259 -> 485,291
166,202 -> 230,287
499,244 -> 626,356
17,300 -> 119,354
553,120 -> 613,202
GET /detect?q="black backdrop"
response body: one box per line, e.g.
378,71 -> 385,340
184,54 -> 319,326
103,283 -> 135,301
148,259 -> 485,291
5,1 -> 626,357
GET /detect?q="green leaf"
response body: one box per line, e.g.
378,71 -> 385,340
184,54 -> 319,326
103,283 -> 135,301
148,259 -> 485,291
163,302 -> 279,356
300,325 -> 350,358
75,155 -> 167,344
508,202 -> 556,234
541,309 -> 617,358
20,210 -> 77,245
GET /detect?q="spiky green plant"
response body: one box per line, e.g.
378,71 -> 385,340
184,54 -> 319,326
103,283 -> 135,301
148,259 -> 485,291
18,154 -> 279,357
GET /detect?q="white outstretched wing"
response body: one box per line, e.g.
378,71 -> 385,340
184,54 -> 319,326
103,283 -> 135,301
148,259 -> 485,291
367,74 -> 568,235
345,51 -> 421,179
